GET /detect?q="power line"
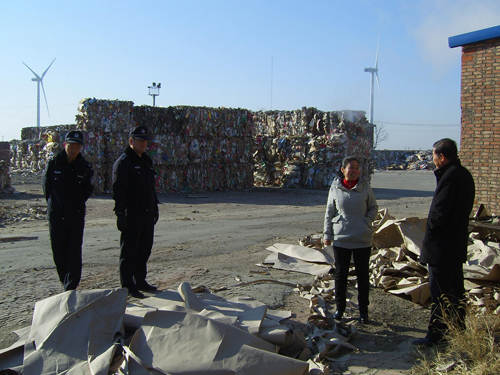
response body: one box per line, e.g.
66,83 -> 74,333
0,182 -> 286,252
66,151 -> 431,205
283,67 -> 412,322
378,121 -> 459,128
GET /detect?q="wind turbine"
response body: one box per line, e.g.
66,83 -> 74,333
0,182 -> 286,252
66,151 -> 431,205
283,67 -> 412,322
23,58 -> 56,128
364,47 -> 380,125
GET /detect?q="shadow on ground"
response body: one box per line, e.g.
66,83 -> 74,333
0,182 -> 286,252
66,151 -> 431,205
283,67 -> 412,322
373,187 -> 434,200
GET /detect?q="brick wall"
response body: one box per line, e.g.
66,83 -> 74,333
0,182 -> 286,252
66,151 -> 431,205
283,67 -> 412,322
460,37 -> 500,215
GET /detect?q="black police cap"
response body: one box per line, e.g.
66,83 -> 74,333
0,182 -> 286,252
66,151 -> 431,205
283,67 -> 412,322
129,126 -> 152,140
65,130 -> 84,144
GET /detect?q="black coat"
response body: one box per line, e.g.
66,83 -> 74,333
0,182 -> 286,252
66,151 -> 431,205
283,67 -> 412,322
420,159 -> 475,266
43,150 -> 94,217
112,146 -> 158,216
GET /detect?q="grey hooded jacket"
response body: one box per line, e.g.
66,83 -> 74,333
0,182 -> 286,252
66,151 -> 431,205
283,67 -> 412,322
323,178 -> 378,248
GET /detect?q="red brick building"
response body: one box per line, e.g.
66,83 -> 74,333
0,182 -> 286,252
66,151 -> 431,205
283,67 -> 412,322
449,26 -> 500,215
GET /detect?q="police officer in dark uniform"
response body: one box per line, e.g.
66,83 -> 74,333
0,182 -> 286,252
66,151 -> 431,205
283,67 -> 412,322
112,125 -> 159,298
43,130 -> 94,290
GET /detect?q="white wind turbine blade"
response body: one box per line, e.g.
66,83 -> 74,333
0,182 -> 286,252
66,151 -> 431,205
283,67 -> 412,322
41,81 -> 50,118
22,62 -> 41,79
41,58 -> 56,79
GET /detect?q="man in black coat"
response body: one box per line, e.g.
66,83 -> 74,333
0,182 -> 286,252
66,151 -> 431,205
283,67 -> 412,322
112,126 -> 159,299
43,130 -> 94,290
415,138 -> 475,347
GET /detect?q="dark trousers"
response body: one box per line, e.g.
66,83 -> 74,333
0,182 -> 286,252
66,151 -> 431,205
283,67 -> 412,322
426,263 -> 466,342
333,246 -> 371,313
49,213 -> 85,291
120,214 -> 155,289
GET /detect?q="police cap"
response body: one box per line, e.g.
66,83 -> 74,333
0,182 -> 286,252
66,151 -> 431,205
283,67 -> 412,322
129,126 -> 152,140
65,130 -> 84,144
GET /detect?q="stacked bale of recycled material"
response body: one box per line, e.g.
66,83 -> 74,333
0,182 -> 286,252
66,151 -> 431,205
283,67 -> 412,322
373,150 -> 433,170
10,125 -> 75,172
252,108 -> 373,188
76,99 -> 135,193
132,105 -> 253,192
0,142 -> 12,192
76,99 -> 254,193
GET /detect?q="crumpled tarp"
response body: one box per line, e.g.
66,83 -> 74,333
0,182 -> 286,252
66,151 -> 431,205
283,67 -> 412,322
19,288 -> 127,375
126,310 -> 308,375
1,283 -> 312,375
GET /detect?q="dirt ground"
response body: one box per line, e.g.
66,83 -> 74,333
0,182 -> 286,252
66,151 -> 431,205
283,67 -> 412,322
0,170 -> 436,374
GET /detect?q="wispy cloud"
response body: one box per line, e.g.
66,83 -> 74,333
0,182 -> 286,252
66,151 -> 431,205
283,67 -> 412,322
413,0 -> 500,72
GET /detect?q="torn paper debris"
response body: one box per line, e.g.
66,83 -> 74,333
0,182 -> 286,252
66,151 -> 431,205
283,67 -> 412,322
263,251 -> 332,276
126,310 -> 309,375
266,243 -> 334,264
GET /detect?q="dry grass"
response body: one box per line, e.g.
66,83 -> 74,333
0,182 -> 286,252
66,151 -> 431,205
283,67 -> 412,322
410,308 -> 500,375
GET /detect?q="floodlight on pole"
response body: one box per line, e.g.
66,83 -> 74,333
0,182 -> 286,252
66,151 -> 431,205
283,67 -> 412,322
148,82 -> 161,106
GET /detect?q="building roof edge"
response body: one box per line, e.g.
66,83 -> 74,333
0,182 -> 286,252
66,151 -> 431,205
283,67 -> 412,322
448,25 -> 500,48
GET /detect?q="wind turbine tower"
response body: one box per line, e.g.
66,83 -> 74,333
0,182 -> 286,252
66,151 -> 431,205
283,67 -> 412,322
364,49 -> 379,125
23,58 -> 56,128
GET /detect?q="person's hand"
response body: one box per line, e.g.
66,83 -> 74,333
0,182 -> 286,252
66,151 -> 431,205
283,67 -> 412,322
116,214 -> 127,232
323,239 -> 332,246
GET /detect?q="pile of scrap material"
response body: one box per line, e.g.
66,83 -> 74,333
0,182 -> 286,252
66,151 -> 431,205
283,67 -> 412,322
258,245 -> 362,370
9,125 -> 75,173
261,209 -> 500,314
295,276 -> 358,363
373,150 -> 433,170
0,282 -> 320,375
76,99 -> 254,193
0,142 -> 12,193
369,210 -> 500,313
252,109 -> 373,189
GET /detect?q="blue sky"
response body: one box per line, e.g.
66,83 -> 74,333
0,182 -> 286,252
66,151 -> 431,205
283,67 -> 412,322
1,0 -> 498,149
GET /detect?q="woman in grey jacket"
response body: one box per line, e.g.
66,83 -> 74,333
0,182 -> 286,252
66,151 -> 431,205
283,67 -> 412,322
323,156 -> 378,323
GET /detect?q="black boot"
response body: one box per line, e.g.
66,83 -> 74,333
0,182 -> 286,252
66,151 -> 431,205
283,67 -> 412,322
333,310 -> 344,320
359,311 -> 369,324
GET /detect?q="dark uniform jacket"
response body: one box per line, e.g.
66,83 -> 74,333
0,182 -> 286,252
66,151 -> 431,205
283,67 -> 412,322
43,150 -> 94,217
420,159 -> 475,266
112,146 -> 158,216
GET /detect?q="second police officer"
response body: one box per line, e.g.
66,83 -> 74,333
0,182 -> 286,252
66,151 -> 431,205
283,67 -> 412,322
112,125 -> 159,298
43,130 -> 94,291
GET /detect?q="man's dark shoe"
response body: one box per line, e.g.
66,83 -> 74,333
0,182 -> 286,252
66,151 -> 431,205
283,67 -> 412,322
412,337 -> 435,347
333,310 -> 344,320
128,288 -> 145,299
137,282 -> 158,292
359,312 -> 370,324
